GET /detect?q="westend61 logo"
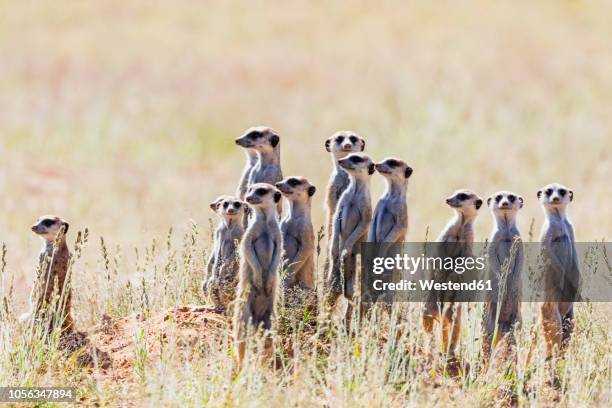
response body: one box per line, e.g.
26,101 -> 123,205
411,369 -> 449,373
360,242 -> 612,303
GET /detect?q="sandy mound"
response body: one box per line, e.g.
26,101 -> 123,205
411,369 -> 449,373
88,306 -> 228,383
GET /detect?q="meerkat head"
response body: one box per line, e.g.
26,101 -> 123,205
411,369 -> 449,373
245,183 -> 282,208
235,126 -> 280,153
275,176 -> 316,201
210,195 -> 246,220
446,189 -> 483,216
337,153 -> 375,178
374,157 -> 413,182
487,190 -> 523,217
325,131 -> 365,160
31,215 -> 69,242
537,183 -> 573,211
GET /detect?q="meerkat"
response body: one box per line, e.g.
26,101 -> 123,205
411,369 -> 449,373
275,176 -> 316,291
482,191 -> 524,363
233,183 -> 283,365
324,131 -> 366,241
204,195 -> 246,311
325,153 -> 374,321
27,215 -> 73,333
236,149 -> 258,200
235,126 -> 283,215
368,157 -> 412,246
537,183 -> 579,358
423,189 -> 482,358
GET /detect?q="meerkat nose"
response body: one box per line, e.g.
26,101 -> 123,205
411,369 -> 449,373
446,198 -> 451,204
31,225 -> 38,232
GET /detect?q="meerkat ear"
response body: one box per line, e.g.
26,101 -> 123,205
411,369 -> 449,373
325,138 -> 332,152
270,134 -> 280,148
209,201 -> 218,212
308,186 -> 316,197
368,163 -> 375,175
274,191 -> 282,203
61,221 -> 69,234
487,196 -> 492,207
569,190 -> 573,201
475,199 -> 483,210
360,140 -> 365,151
518,196 -> 524,208
404,166 -> 413,178
537,190 -> 542,199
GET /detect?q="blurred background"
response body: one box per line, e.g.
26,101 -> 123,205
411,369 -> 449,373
0,1 -> 610,309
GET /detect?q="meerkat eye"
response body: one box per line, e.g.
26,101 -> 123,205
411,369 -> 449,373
335,136 -> 344,143
255,188 -> 268,196
288,178 -> 300,186
350,156 -> 362,163
508,194 -> 516,202
558,189 -> 567,197
545,189 -> 553,197
495,195 -> 502,203
41,219 -> 55,227
349,136 -> 358,144
233,202 -> 241,208
457,193 -> 468,201
223,202 -> 229,208
386,159 -> 399,167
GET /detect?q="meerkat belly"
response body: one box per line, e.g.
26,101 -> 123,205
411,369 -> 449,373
339,201 -> 361,235
220,239 -> 237,261
283,234 -> 300,262
253,233 -> 275,270
375,207 -> 395,242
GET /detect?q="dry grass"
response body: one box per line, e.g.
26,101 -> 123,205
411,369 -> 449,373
0,0 -> 611,406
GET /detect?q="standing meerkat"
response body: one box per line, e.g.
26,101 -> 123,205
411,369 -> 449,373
537,183 -> 579,358
325,153 -> 374,321
368,157 -> 413,246
275,176 -> 316,291
236,149 -> 258,200
204,195 -> 247,311
423,190 -> 482,359
235,126 -> 283,215
233,183 -> 283,365
27,215 -> 73,333
324,131 -> 366,240
482,191 -> 524,363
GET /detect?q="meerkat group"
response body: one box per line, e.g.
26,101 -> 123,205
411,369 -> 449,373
18,126 -> 581,372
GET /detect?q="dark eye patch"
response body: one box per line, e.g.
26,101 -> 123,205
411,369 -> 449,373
233,202 -> 241,208
349,136 -> 358,144
41,219 -> 55,227
508,195 -> 516,202
335,136 -> 344,143
386,159 -> 399,167
247,131 -> 262,139
457,193 -> 468,201
558,189 -> 566,197
255,188 -> 268,196
223,202 -> 229,208
495,195 -> 502,203
350,156 -> 363,163
288,178 -> 300,187
545,189 -> 553,197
